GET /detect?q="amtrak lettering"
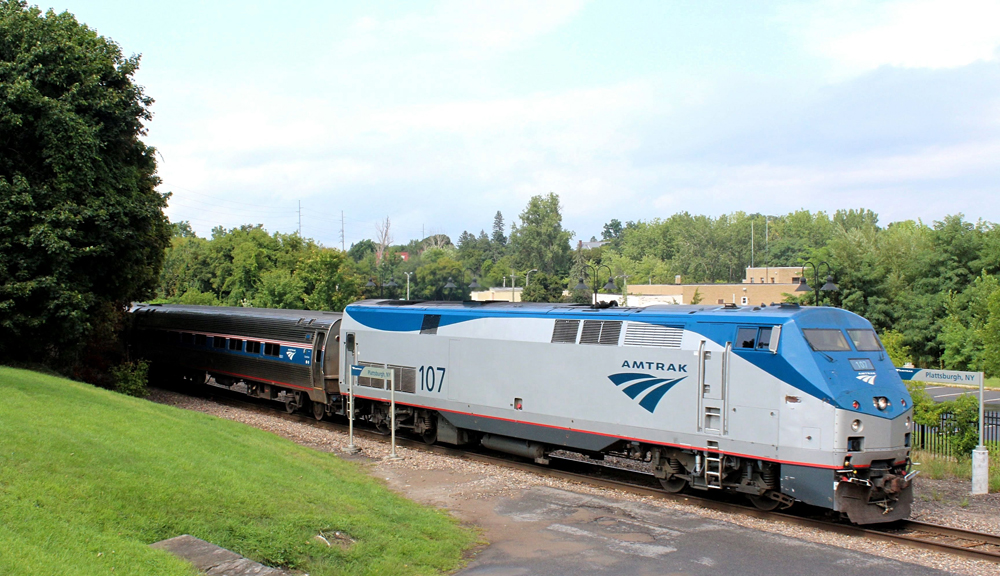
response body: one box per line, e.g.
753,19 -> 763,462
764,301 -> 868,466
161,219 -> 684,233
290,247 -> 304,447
620,360 -> 687,373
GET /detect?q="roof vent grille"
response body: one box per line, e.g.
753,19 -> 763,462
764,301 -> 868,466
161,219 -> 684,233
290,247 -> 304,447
624,323 -> 683,348
580,320 -> 622,345
551,319 -> 580,343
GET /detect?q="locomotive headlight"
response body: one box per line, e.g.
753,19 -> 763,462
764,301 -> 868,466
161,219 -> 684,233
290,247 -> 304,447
874,396 -> 889,411
851,419 -> 863,432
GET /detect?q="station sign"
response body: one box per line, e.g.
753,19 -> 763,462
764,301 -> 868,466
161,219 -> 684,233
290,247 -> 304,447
896,368 -> 983,387
350,364 -> 394,382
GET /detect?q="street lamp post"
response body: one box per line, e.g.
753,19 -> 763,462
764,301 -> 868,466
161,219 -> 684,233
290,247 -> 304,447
574,263 -> 617,306
510,272 -> 517,302
365,266 -> 399,298
403,271 -> 413,301
525,269 -> 538,287
443,277 -> 457,301
795,261 -> 838,306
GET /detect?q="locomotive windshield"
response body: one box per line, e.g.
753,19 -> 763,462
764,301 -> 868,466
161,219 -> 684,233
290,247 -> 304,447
846,329 -> 883,351
802,329 -> 851,351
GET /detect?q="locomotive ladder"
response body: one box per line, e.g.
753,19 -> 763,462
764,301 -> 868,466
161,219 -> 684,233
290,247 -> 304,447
704,443 -> 723,489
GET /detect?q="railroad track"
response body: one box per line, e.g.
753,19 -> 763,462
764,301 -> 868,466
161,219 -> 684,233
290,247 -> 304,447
177,384 -> 1000,565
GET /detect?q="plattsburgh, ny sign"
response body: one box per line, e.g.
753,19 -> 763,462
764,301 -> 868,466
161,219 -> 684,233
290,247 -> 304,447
896,368 -> 983,387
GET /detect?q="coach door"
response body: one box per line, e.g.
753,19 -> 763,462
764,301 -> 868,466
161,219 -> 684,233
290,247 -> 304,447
698,339 -> 731,435
311,331 -> 326,390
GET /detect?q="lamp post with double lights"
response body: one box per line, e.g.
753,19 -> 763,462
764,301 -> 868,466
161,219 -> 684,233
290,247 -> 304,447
365,268 -> 398,299
794,261 -> 838,306
443,277 -> 457,300
574,263 -> 617,306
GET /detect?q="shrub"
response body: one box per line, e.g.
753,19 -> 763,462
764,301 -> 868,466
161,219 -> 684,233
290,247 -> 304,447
111,360 -> 149,397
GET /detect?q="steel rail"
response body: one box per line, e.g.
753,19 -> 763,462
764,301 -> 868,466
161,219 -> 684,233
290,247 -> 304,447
175,384 -> 1000,565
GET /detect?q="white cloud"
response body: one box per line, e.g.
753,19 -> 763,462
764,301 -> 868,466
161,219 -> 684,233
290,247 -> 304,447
795,0 -> 1000,72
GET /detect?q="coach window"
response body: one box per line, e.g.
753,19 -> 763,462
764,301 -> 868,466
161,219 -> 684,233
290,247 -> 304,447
195,334 -> 207,346
246,340 -> 262,354
213,336 -> 227,349
181,332 -> 194,345
229,338 -> 243,351
264,342 -> 280,357
736,327 -> 757,349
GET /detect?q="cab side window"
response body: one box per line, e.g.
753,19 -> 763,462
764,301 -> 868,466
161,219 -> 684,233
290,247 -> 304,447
737,326 -> 776,351
736,327 -> 757,349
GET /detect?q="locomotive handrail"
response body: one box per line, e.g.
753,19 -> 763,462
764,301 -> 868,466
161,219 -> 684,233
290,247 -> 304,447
697,340 -> 706,432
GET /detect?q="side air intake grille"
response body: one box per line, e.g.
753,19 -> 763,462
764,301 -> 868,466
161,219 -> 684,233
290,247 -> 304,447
624,323 -> 684,348
551,319 -> 580,343
420,314 -> 441,334
580,320 -> 622,345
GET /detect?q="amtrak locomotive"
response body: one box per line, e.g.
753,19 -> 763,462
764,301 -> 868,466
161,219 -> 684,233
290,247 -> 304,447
132,300 -> 916,524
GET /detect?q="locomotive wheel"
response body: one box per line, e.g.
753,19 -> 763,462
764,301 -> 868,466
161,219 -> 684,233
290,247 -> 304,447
312,401 -> 325,421
421,428 -> 437,445
285,399 -> 297,414
659,476 -> 687,493
748,493 -> 781,511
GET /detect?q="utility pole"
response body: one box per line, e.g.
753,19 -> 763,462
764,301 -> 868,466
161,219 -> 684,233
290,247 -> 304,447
341,211 -> 345,252
298,201 -> 302,236
751,220 -> 754,268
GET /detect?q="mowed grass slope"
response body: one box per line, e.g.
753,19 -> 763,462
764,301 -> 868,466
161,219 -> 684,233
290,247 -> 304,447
0,367 -> 475,575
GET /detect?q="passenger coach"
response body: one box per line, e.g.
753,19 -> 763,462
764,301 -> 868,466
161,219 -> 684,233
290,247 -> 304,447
340,299 -> 916,524
132,304 -> 343,419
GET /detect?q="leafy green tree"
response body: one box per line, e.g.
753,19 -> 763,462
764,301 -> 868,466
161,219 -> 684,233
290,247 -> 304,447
491,210 -> 507,260
251,269 -> 305,309
508,193 -> 573,275
299,248 -> 361,311
412,250 -> 466,300
347,239 -> 376,262
602,219 -> 623,242
983,288 -> 1000,377
520,272 -> 564,302
175,289 -> 219,306
0,2 -> 171,364
880,330 -> 912,367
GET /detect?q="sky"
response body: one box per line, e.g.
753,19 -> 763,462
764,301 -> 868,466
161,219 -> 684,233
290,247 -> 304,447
49,0 -> 1000,248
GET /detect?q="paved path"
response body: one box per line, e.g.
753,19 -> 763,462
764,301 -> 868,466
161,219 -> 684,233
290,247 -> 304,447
456,486 -> 952,576
923,385 -> 1000,405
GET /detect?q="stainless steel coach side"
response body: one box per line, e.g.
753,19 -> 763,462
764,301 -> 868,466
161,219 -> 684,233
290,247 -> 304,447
132,304 -> 343,418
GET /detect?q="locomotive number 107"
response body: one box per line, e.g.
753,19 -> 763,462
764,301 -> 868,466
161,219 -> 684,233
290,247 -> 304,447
419,366 -> 446,392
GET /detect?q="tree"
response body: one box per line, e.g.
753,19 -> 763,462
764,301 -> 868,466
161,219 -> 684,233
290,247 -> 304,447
520,272 -> 564,302
602,219 -> 623,241
374,217 -> 392,264
491,211 -> 507,255
0,2 -> 171,365
508,193 -> 573,275
347,239 -> 376,262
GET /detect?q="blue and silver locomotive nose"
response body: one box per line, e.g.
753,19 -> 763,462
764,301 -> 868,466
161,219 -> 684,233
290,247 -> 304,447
792,312 -> 914,523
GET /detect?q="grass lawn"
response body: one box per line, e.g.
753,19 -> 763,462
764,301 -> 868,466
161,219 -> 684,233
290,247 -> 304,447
986,376 -> 1000,390
911,449 -> 1000,492
0,366 -> 476,575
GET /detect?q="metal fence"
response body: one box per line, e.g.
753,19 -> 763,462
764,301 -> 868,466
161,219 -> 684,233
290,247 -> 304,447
912,410 -> 1000,458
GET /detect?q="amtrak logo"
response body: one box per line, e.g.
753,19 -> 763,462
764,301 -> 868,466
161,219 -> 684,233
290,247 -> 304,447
609,373 -> 687,413
857,373 -> 876,385
285,349 -> 297,360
